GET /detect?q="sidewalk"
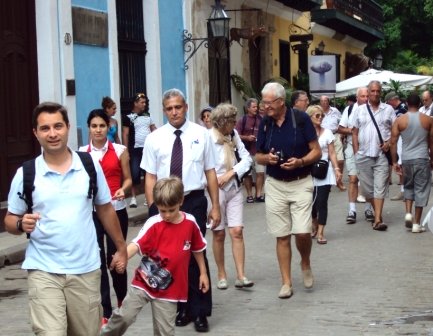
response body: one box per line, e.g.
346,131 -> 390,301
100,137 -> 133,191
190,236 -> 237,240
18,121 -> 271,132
0,193 -> 149,268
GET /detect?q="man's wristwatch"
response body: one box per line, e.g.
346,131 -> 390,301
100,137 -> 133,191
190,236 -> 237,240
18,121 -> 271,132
16,219 -> 24,232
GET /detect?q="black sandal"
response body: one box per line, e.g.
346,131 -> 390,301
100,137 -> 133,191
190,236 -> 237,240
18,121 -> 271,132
373,222 -> 387,231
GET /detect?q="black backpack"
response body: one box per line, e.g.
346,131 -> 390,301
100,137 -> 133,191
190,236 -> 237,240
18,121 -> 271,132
17,152 -> 98,237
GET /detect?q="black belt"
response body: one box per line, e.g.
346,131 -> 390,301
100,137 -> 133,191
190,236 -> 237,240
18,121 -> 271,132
271,172 -> 310,183
184,189 -> 205,200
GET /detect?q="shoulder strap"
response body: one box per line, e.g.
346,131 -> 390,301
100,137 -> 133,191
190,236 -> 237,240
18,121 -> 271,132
292,108 -> 305,129
366,104 -> 384,144
75,151 -> 98,202
241,115 -> 247,133
18,159 -> 36,214
348,104 -> 354,117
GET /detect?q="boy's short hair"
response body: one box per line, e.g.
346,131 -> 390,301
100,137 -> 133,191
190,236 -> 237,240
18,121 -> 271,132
153,176 -> 184,207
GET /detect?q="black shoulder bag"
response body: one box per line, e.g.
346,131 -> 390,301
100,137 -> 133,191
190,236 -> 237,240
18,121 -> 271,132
366,104 -> 396,165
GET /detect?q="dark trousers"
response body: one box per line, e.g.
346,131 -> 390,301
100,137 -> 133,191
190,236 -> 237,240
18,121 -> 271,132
129,147 -> 144,186
312,185 -> 331,226
149,190 -> 212,318
93,208 -> 129,318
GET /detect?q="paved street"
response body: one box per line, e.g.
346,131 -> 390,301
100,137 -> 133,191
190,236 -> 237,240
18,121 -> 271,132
2,177 -> 433,335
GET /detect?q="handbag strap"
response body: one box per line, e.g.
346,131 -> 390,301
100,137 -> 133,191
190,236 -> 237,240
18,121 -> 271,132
366,104 -> 384,145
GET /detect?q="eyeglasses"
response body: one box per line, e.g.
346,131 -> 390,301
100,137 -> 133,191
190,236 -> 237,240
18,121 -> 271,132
314,113 -> 325,119
298,97 -> 310,103
135,93 -> 146,101
261,97 -> 281,107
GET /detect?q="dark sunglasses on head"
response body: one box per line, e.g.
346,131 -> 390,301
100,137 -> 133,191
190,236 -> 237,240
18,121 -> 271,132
135,93 -> 146,101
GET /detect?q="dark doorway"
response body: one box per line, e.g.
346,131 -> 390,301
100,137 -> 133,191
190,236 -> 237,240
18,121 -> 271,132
279,40 -> 291,85
116,0 -> 147,114
0,0 -> 39,230
249,38 -> 263,93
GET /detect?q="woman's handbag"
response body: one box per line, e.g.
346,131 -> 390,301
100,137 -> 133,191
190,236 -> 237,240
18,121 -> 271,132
311,159 -> 329,179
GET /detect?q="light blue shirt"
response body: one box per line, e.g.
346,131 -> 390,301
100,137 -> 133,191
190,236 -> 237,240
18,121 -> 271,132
7,150 -> 112,274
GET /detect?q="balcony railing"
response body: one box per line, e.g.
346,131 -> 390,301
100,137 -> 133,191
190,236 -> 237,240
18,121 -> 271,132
327,0 -> 383,32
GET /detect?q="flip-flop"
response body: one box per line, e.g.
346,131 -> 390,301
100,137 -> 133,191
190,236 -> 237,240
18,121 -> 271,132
373,222 -> 387,231
317,237 -> 327,244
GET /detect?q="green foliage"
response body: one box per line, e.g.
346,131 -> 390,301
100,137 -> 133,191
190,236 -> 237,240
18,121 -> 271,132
230,74 -> 294,106
387,50 -> 425,74
292,71 -> 310,93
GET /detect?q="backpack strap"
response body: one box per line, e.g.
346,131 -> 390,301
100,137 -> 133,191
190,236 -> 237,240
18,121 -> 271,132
241,115 -> 247,134
17,159 -> 35,239
348,104 -> 354,117
18,159 -> 36,214
76,151 -> 98,203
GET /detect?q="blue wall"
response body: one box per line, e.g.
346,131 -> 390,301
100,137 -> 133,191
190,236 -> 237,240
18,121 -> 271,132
72,0 -> 109,146
158,1 -> 186,95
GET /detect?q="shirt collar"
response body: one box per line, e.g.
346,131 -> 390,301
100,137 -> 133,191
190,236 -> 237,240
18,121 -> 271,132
90,140 -> 108,152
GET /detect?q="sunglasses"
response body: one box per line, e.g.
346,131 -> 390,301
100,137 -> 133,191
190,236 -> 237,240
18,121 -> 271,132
314,113 -> 325,119
135,93 -> 146,101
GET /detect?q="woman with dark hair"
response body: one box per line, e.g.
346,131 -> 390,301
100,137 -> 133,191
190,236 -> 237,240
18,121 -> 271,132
102,96 -> 121,144
79,109 -> 132,326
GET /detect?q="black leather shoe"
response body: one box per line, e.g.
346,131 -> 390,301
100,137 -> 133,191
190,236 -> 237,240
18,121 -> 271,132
194,316 -> 209,332
175,310 -> 191,327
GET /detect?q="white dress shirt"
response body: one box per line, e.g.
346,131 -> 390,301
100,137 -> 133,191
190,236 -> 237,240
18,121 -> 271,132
141,120 -> 217,193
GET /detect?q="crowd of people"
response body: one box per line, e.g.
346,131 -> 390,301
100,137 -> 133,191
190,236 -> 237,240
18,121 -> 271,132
4,83 -> 433,335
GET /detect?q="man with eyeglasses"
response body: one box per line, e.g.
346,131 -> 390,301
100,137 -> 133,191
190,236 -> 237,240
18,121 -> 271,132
419,90 -> 433,116
256,84 -> 321,299
122,93 -> 156,208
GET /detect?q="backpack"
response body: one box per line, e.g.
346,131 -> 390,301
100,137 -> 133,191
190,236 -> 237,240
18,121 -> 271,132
17,151 -> 98,216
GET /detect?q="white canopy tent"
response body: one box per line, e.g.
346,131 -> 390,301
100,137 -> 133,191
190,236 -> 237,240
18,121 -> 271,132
335,69 -> 433,97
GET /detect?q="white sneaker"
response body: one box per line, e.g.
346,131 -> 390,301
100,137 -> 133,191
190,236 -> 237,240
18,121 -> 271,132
412,223 -> 423,233
356,195 -> 366,203
129,197 -> 137,208
143,198 -> 148,207
404,213 -> 413,229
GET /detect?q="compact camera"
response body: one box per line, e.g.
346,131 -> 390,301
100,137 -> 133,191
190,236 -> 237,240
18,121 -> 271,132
275,150 -> 286,164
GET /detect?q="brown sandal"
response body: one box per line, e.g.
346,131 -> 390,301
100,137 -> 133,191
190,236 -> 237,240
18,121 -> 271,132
373,222 -> 387,231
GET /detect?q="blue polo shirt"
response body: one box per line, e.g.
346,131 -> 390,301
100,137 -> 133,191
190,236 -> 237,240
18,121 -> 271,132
256,107 -> 317,180
7,150 -> 112,274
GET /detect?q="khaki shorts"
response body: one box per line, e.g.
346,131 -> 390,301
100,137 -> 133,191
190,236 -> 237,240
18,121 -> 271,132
213,186 -> 244,231
265,176 -> 313,237
251,154 -> 265,174
28,269 -> 101,336
344,144 -> 357,176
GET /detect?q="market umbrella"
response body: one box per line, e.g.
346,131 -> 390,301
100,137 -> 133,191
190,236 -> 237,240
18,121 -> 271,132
335,68 -> 433,97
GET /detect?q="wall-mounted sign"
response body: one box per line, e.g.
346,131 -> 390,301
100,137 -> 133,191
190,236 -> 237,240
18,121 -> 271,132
72,7 -> 108,47
308,55 -> 336,94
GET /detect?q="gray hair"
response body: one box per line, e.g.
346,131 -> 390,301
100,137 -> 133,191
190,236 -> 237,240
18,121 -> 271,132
261,82 -> 286,100
367,80 -> 382,91
162,88 -> 186,106
211,103 -> 238,129
244,98 -> 258,110
356,87 -> 368,96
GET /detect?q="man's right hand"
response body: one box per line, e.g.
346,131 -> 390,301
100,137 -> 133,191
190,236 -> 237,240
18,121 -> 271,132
21,213 -> 41,234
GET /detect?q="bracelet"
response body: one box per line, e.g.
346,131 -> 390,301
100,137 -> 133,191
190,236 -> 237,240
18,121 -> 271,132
300,158 -> 305,167
16,219 -> 24,232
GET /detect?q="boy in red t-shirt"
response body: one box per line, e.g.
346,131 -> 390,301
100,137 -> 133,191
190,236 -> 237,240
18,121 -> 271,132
101,177 -> 209,335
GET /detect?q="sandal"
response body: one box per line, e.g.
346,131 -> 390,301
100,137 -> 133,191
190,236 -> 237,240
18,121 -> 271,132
317,237 -> 327,244
246,196 -> 254,203
373,222 -> 387,231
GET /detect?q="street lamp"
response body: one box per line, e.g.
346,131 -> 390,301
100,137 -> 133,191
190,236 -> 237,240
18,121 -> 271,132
311,40 -> 325,55
183,0 -> 230,69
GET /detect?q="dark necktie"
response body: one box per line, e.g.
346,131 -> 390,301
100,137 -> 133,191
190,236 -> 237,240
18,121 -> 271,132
170,130 -> 183,178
